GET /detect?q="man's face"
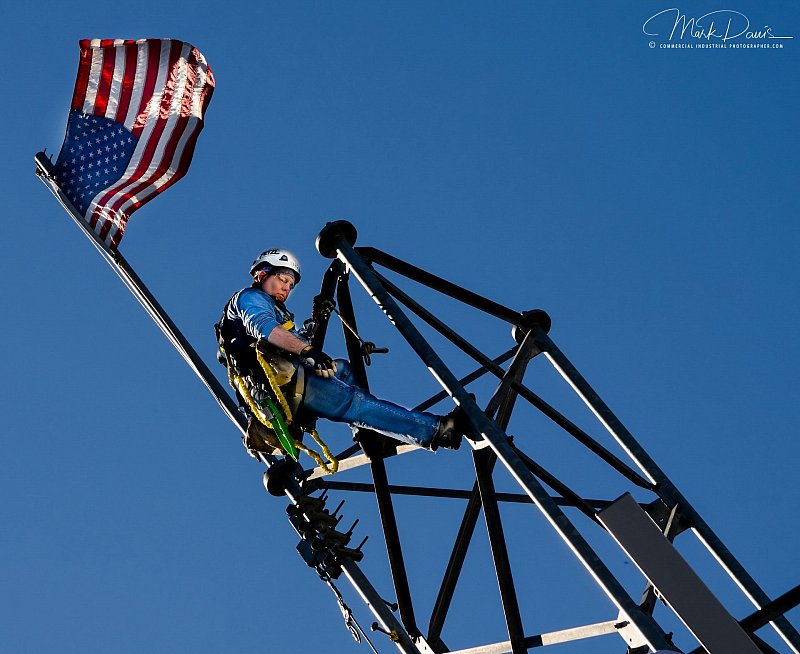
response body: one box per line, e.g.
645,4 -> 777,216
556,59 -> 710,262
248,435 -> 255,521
261,271 -> 296,302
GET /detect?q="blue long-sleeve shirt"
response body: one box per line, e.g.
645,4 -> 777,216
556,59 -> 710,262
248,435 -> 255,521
220,287 -> 304,383
226,287 -> 299,340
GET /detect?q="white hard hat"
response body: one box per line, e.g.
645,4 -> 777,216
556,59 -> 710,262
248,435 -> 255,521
250,248 -> 302,283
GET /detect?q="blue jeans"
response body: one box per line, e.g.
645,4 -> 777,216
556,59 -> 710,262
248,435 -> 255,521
300,360 -> 440,448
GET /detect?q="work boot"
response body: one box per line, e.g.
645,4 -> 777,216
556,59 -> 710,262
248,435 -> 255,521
431,414 -> 461,451
430,396 -> 475,451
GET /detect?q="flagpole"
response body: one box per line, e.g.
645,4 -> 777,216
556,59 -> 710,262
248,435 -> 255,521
34,151 -> 247,436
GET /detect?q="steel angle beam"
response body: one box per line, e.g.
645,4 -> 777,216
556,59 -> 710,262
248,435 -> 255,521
306,445 -> 419,480
741,584 -> 800,633
445,619 -> 625,654
428,324 -> 537,646
372,270 -> 652,491
335,271 -> 421,637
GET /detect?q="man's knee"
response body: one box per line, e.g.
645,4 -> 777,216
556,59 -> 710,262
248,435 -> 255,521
302,371 -> 358,421
334,359 -> 353,384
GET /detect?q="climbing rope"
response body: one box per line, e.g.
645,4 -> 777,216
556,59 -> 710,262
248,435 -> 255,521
256,348 -> 295,423
226,348 -> 338,474
302,429 -> 339,474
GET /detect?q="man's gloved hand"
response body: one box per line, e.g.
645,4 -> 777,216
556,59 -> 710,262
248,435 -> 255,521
300,345 -> 338,378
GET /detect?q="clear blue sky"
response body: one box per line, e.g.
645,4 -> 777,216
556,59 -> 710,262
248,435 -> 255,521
3,2 -> 798,653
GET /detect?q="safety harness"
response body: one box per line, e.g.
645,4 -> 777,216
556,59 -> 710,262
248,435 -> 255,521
216,296 -> 338,474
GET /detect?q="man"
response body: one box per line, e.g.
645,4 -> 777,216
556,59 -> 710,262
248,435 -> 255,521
217,248 -> 464,456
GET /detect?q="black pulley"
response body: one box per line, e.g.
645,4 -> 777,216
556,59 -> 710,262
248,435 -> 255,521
263,459 -> 303,496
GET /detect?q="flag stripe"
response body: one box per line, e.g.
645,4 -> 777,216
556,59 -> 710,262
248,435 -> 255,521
110,111 -> 190,230
71,42 -> 93,110
118,52 -> 195,207
105,45 -> 126,120
123,42 -> 148,130
82,47 -> 104,113
192,48 -> 214,118
113,44 -> 139,124
87,40 -> 163,231
94,46 -> 117,116
131,39 -> 165,138
108,118 -> 200,247
105,115 -> 193,246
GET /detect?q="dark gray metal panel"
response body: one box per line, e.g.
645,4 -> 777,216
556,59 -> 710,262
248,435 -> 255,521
599,493 -> 762,654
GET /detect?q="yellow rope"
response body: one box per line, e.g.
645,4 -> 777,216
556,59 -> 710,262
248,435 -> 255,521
228,366 -> 276,430
225,343 -> 338,473
255,347 -> 294,424
298,429 -> 339,474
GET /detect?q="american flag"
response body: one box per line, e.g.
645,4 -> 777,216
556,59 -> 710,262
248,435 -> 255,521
53,38 -> 215,249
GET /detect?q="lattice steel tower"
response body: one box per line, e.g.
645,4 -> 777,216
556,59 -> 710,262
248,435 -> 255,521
33,153 -> 800,654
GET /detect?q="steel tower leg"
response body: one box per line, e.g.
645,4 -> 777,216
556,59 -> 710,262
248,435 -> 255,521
336,274 -> 421,637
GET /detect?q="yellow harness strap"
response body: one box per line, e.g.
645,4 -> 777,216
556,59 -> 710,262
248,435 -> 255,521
226,343 -> 338,474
